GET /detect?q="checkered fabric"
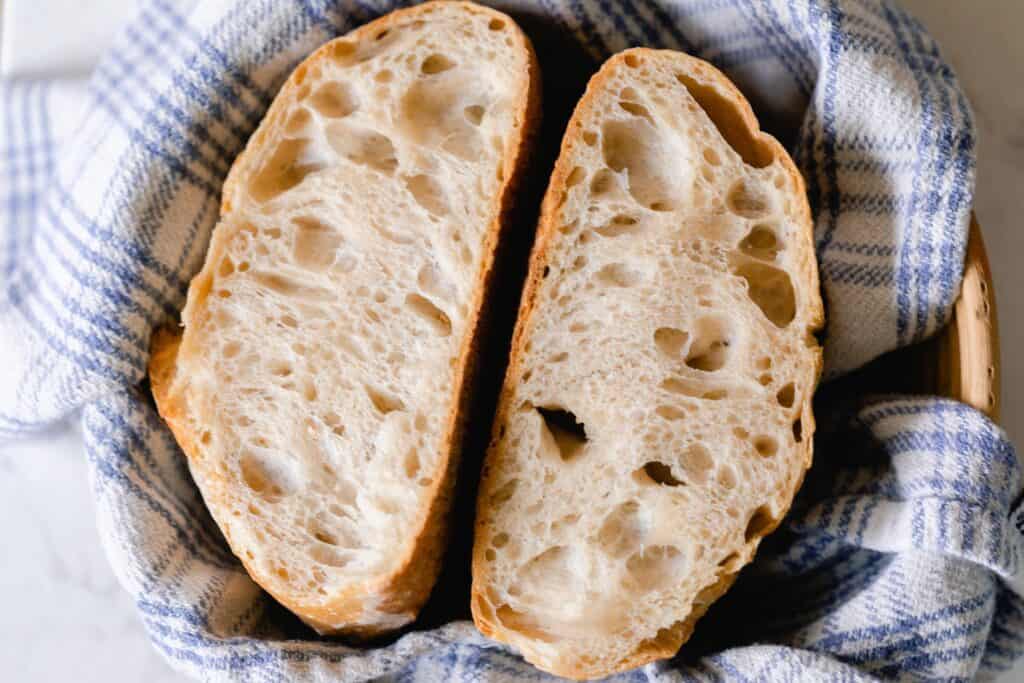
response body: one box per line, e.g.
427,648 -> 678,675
2,1 -> 1020,680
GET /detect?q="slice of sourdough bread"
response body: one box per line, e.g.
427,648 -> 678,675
470,48 -> 823,679
149,1 -> 539,637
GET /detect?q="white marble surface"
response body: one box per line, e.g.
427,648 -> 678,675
0,1 -> 1022,681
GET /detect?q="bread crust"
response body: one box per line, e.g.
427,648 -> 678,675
470,48 -> 823,679
150,0 -> 541,638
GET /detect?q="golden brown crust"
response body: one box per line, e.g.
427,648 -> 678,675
149,0 -> 541,639
470,47 -> 823,679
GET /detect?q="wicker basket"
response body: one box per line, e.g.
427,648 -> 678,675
843,217 -> 999,419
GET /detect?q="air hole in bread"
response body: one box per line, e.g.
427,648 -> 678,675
652,327 -> 689,360
596,262 -> 641,288
745,506 -> 776,541
792,418 -> 803,442
757,356 -> 772,370
223,341 -> 241,359
537,407 -> 587,462
734,261 -> 796,327
239,452 -> 288,502
685,316 -> 732,372
302,381 -> 318,402
490,478 -> 519,506
589,168 -> 617,197
602,119 -> 678,211
310,545 -> 351,568
598,501 -> 648,558
655,405 -> 686,421
403,448 -> 420,479
661,377 -> 727,400
739,224 -> 780,260
753,435 -> 778,457
623,53 -> 641,68
309,517 -> 340,546
365,384 -> 405,414
703,147 -> 722,166
464,104 -> 485,125
675,72 -> 774,168
404,174 -> 449,216
269,360 -> 293,377
292,216 -> 342,271
400,80 -> 481,160
595,214 -> 640,238
718,551 -> 740,569
405,293 -> 452,336
375,69 -> 394,83
759,373 -> 773,386
218,257 -> 235,278
417,263 -> 455,302
308,82 -> 358,118
283,107 -> 313,136
776,383 -> 795,408
323,411 -> 343,432
513,545 -> 578,608
249,138 -> 327,202
619,100 -> 653,122
328,39 -> 355,61
626,545 -> 684,591
252,271 -> 334,302
566,166 -> 586,188
637,461 -> 685,487
421,54 -> 456,75
726,179 -> 771,218
488,18 -> 506,30
681,443 -> 714,482
582,130 -> 598,146
717,463 -> 737,489
492,532 -> 510,548
326,123 -> 398,173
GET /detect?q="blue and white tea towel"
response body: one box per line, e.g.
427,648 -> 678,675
1,0 -> 1021,680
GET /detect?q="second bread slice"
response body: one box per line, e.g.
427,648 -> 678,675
471,48 -> 823,679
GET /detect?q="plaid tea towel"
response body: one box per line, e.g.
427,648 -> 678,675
2,0 -> 1022,680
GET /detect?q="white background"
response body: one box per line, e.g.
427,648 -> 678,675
1,0 -> 1021,680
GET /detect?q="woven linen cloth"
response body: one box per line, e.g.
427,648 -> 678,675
2,0 -> 1021,680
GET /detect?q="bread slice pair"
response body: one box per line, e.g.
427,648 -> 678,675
148,0 -> 822,670
469,49 -> 823,679
149,1 -> 539,637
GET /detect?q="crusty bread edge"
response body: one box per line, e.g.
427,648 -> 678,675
150,0 -> 542,639
469,47 -> 824,679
